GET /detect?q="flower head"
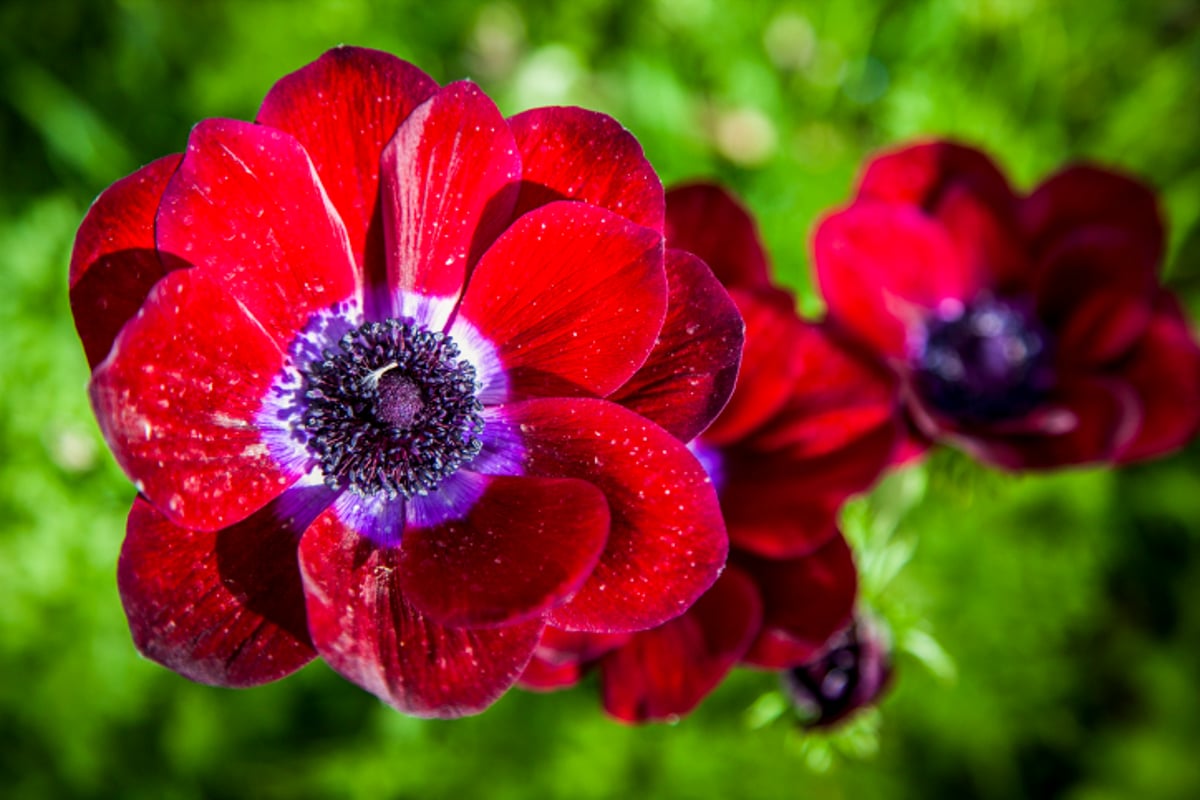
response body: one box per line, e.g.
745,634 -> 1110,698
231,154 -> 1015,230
522,184 -> 901,722
784,613 -> 893,729
69,47 -> 740,717
813,140 -> 1200,469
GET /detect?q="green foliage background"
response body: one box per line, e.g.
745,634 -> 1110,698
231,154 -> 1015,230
2,1 -> 1199,797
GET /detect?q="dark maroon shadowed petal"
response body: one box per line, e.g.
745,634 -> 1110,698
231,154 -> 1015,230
1022,164 -> 1165,268
935,183 -> 1030,293
256,46 -> 438,300
1034,228 -> 1157,366
381,81 -> 521,309
720,422 -> 898,558
813,204 -> 977,359
519,627 -> 630,691
492,398 -> 727,633
954,376 -> 1138,470
609,249 -> 744,442
118,487 -> 332,687
700,288 -> 809,446
70,154 -> 186,370
398,475 -> 610,628
855,139 -> 1017,223
299,507 -> 544,718
598,566 -> 763,723
1116,292 -> 1200,464
156,118 -> 360,347
740,532 -> 858,669
90,269 -> 300,531
509,106 -> 664,231
456,201 -> 667,400
663,183 -> 771,291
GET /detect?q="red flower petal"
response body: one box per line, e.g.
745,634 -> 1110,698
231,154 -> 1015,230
381,82 -> 521,307
935,183 -> 1030,293
1035,228 -> 1157,366
1116,292 -> 1200,464
398,475 -> 610,628
89,269 -> 297,531
957,376 -> 1139,470
855,140 -> 1017,222
118,492 -> 325,687
456,201 -> 667,400
520,627 -> 629,691
720,422 -> 898,558
69,154 -> 185,370
495,398 -> 727,633
599,566 -> 762,722
256,46 -> 438,294
813,204 -> 977,359
509,106 -> 664,231
1022,164 -> 1165,268
609,249 -> 744,441
739,321 -> 899,461
663,182 -> 771,290
299,508 -> 544,718
156,118 -> 360,347
699,288 -> 810,445
740,533 -> 858,669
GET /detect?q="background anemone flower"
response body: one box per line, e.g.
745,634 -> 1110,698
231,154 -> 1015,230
813,140 -> 1200,470
784,612 -> 893,730
521,184 -> 902,722
68,46 -> 740,718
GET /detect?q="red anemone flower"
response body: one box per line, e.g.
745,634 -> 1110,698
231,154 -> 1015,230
813,140 -> 1200,469
69,47 -> 740,718
521,184 -> 902,722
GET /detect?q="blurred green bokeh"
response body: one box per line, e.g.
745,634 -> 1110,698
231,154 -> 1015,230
3,1 -> 1199,797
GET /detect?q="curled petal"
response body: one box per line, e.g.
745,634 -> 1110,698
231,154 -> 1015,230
70,154 -> 186,369
1022,164 -> 1165,268
118,488 -> 330,687
740,533 -> 858,669
813,204 -> 977,359
381,81 -> 521,306
399,475 -> 610,628
90,269 -> 299,531
1116,292 -> 1200,464
509,106 -> 664,231
599,566 -> 762,723
457,201 -> 666,401
491,398 -> 727,633
610,249 -> 744,441
256,45 -> 438,299
664,182 -> 771,290
156,118 -> 360,348
299,508 -> 544,718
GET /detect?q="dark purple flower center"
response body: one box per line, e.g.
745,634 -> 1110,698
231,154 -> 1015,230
911,295 -> 1054,422
299,318 -> 483,499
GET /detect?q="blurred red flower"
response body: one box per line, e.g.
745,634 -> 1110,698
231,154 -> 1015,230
69,47 -> 741,717
522,184 -> 902,722
813,140 -> 1200,469
784,613 -> 893,729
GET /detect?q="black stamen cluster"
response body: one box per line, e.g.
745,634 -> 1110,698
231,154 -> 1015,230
299,319 -> 484,498
913,295 -> 1054,423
